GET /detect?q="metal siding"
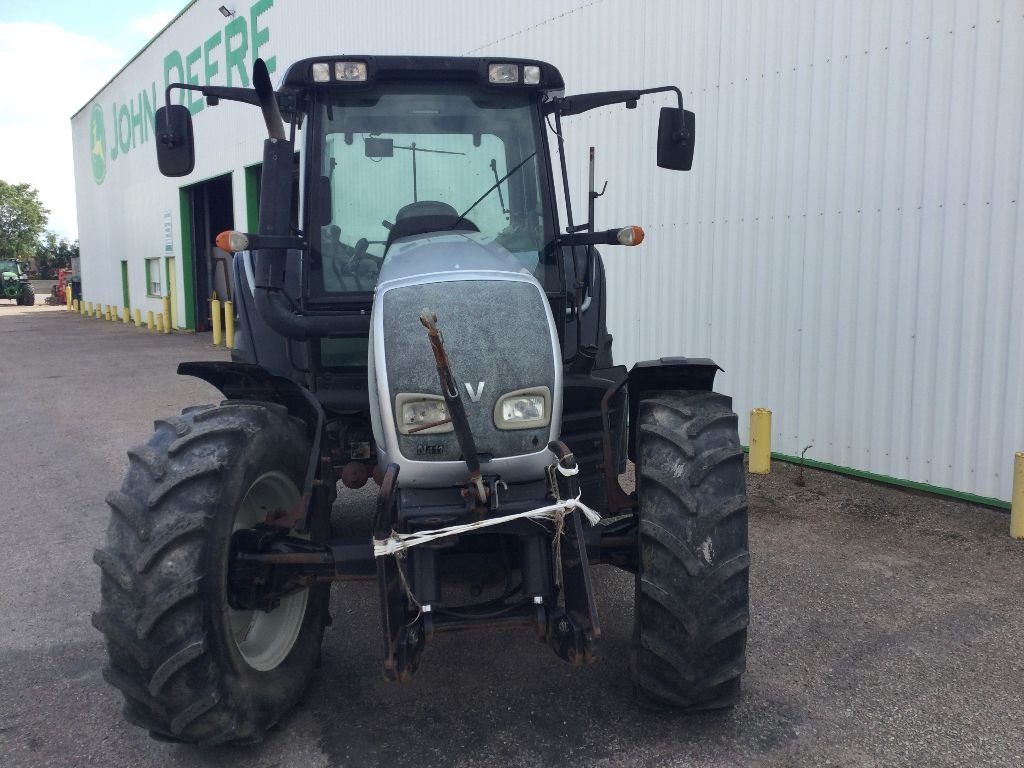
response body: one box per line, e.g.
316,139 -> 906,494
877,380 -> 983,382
70,0 -> 1024,501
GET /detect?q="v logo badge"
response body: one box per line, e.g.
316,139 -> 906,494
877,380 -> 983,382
465,381 -> 485,402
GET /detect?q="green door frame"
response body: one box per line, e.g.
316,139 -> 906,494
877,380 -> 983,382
244,163 -> 261,231
120,260 -> 130,308
177,188 -> 196,330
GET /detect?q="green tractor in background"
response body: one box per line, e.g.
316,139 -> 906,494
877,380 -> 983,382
0,259 -> 35,306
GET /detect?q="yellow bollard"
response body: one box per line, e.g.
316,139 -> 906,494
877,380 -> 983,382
86,301 -> 93,316
133,308 -> 142,327
211,297 -> 223,346
749,408 -> 772,474
94,304 -> 101,319
1012,452 -> 1024,540
66,290 -> 72,310
111,305 -> 119,321
224,301 -> 234,349
123,307 -> 130,324
72,299 -> 78,313
156,312 -> 165,333
146,310 -> 154,331
162,296 -> 172,332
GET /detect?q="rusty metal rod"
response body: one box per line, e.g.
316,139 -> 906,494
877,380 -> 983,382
420,309 -> 487,504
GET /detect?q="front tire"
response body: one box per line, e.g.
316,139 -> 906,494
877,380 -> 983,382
93,401 -> 330,745
20,285 -> 34,306
631,391 -> 750,710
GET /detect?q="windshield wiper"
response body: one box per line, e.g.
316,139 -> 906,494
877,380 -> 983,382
450,152 -> 537,231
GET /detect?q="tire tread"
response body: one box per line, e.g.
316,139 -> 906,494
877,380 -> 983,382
632,390 -> 750,711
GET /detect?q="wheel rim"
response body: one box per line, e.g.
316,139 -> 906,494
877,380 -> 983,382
228,471 -> 309,672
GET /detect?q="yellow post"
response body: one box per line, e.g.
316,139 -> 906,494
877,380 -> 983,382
162,296 -> 172,332
111,305 -> 118,321
72,299 -> 78,312
749,408 -> 772,474
134,308 -> 142,327
146,310 -> 155,331
211,297 -> 223,346
156,312 -> 165,333
94,304 -> 101,319
86,301 -> 92,316
66,289 -> 72,310
1011,452 -> 1024,540
123,307 -> 130,324
224,301 -> 234,349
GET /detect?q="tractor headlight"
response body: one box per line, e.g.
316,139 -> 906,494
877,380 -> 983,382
396,394 -> 452,435
494,387 -> 550,430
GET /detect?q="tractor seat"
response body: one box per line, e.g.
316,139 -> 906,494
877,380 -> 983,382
386,200 -> 478,246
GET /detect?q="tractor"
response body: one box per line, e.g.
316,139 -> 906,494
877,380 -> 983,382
0,259 -> 34,305
94,56 -> 749,746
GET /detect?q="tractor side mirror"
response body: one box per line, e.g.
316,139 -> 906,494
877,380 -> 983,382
657,107 -> 695,171
364,137 -> 394,158
155,105 -> 195,177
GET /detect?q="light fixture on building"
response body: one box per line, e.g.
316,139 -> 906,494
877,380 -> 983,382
218,5 -> 235,17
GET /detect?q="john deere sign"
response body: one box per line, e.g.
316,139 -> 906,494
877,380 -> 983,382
89,0 -> 275,184
90,104 -> 107,184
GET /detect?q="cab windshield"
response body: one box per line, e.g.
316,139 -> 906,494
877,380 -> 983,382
307,83 -> 549,299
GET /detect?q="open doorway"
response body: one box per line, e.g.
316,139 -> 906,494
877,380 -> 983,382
186,173 -> 234,332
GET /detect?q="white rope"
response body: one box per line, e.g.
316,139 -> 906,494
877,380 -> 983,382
556,463 -> 579,477
373,492 -> 601,558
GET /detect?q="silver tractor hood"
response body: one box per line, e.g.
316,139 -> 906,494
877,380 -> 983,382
368,232 -> 562,488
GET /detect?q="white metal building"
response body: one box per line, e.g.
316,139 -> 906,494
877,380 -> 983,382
71,0 -> 1024,504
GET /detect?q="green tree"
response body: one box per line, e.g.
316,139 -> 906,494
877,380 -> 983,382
0,180 -> 49,261
35,233 -> 79,279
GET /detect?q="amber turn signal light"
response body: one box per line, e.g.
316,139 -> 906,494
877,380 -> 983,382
215,230 -> 249,253
616,225 -> 645,246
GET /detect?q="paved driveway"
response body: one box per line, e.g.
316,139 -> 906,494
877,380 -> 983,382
1,306 -> 1022,767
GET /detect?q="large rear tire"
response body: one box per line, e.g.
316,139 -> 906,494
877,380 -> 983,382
93,401 -> 330,745
20,284 -> 34,306
631,391 -> 750,710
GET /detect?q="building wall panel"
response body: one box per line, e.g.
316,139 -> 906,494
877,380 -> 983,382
70,0 -> 1024,501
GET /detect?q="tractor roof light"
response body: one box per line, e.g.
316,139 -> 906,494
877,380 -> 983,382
488,63 -> 520,84
335,61 -> 367,81
523,65 -> 541,85
311,62 -> 330,82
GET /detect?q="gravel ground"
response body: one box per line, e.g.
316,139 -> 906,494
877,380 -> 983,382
1,304 -> 1022,767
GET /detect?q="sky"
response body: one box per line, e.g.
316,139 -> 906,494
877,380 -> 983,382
0,0 -> 185,240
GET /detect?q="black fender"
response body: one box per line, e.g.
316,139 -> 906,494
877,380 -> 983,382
177,361 -> 327,532
625,356 -> 722,462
